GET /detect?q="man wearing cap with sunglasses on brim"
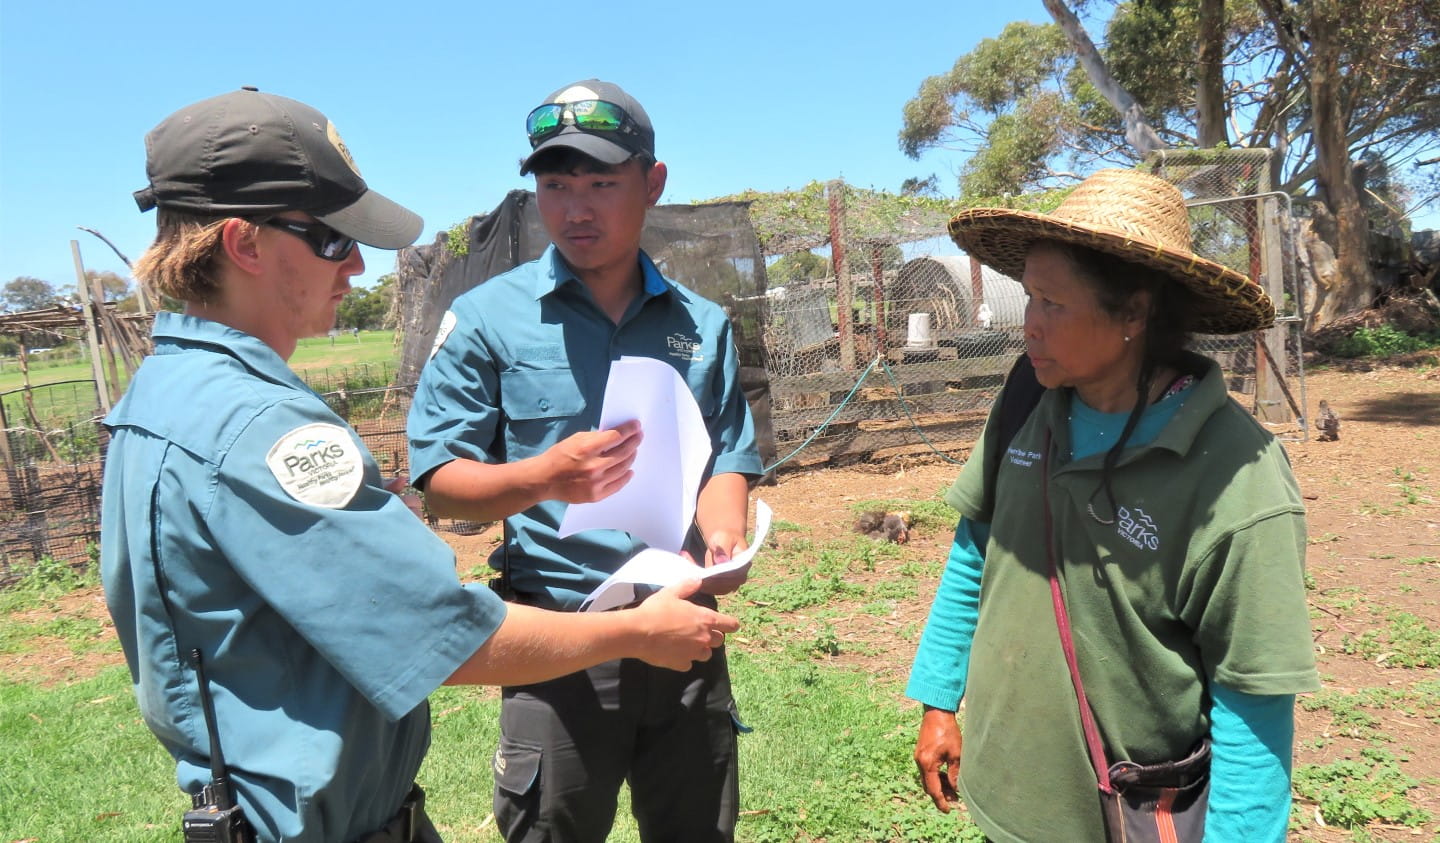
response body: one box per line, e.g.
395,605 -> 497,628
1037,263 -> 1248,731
407,80 -> 762,842
101,87 -> 740,843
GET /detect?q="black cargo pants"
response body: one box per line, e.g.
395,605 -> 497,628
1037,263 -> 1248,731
491,645 -> 742,843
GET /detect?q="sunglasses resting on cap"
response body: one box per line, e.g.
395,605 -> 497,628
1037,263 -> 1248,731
525,100 -> 646,146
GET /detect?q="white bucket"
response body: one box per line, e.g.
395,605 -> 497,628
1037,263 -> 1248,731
906,312 -> 933,347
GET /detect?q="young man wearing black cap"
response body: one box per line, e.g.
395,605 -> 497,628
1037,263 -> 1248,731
102,87 -> 739,843
407,80 -> 762,842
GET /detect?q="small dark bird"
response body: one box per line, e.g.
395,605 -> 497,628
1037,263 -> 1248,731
855,510 -> 911,543
1315,399 -> 1340,442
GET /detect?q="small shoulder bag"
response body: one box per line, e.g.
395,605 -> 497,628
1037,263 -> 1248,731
1040,431 -> 1211,843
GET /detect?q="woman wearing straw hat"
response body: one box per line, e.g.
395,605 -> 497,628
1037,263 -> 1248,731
906,169 -> 1319,842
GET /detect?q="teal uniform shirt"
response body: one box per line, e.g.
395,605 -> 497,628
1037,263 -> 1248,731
408,246 -> 763,609
941,354 -> 1319,843
101,312 -> 507,843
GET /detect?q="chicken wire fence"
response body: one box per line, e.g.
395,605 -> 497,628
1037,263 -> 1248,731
760,155 -> 1306,470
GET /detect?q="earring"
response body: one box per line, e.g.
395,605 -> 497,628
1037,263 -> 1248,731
1123,335 -> 1131,342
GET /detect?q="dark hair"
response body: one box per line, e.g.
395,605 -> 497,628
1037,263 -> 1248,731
1040,240 -> 1200,522
526,147 -> 655,176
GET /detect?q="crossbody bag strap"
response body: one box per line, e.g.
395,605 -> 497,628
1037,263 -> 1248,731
1041,430 -> 1114,796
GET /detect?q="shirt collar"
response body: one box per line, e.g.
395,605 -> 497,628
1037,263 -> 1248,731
1039,351 -> 1226,465
532,244 -> 671,301
150,310 -> 312,392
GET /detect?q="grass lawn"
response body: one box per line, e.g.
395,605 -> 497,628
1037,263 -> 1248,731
0,330 -> 401,429
0,487 -> 980,843
0,653 -> 972,843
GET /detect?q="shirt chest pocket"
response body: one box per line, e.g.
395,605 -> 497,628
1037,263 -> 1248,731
499,369 -> 589,453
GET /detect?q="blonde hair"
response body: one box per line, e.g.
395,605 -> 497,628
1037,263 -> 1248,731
132,210 -> 258,303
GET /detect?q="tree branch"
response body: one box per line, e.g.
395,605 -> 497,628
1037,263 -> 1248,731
1040,0 -> 1165,155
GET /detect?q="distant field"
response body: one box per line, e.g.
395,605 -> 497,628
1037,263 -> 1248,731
0,330 -> 401,427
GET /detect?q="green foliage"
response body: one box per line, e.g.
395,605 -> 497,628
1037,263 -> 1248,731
898,0 -> 1440,214
767,251 -> 829,286
1299,682 -> 1440,744
1292,747 -> 1431,829
899,20 -> 1069,160
739,547 -> 866,613
78,270 -> 130,304
1342,612 -> 1440,668
1333,325 -> 1439,359
2,276 -> 60,311
53,418 -> 101,462
336,274 -> 397,330
1105,0 -> 1200,113
445,222 -> 470,257
705,181 -> 958,257
900,20 -> 1090,197
960,92 -> 1067,198
5,554 -> 97,599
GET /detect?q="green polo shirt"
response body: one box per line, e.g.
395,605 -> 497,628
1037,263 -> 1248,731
945,355 -> 1319,843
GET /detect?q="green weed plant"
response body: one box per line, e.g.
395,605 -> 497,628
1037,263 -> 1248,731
1342,612 -> 1440,668
1334,325 -> 1440,359
1291,747 -> 1431,830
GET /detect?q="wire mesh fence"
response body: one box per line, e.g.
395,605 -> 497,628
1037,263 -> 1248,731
758,157 -> 1306,470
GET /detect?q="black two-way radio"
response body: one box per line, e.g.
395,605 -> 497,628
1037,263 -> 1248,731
181,649 -> 253,843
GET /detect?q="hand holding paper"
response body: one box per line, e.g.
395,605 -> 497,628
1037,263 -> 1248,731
559,357 -> 710,552
581,500 -> 774,612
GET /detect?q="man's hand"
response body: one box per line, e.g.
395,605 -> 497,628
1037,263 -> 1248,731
915,706 -> 963,812
628,579 -> 740,671
541,420 -> 643,503
698,528 -> 750,596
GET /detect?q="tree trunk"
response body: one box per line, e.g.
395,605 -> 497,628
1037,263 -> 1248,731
1196,0 -> 1228,147
1041,0 -> 1166,156
1307,0 -> 1374,326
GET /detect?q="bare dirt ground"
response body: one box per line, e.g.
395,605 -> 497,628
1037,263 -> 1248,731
6,361 -> 1438,841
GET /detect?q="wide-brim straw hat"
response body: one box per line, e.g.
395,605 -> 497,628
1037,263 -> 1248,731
947,168 -> 1274,334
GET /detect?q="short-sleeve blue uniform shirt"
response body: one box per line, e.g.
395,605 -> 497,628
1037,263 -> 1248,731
101,312 -> 507,843
408,246 -> 763,609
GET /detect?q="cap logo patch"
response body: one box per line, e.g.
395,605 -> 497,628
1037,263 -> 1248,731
326,121 -> 361,177
552,85 -> 601,104
265,423 -> 364,508
430,310 -> 458,360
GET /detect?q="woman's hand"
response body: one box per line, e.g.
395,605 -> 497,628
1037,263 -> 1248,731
915,705 -> 963,812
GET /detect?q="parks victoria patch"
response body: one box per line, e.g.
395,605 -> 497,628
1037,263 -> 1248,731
266,423 -> 364,508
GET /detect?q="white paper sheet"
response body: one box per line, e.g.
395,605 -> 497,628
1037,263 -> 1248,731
580,500 -> 773,612
558,356 -> 712,552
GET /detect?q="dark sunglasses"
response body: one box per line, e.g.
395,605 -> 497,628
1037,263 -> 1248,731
259,218 -> 358,262
525,99 -> 640,146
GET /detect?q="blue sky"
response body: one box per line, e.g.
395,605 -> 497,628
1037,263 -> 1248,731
2,1 -> 1434,294
1,0 -> 1040,290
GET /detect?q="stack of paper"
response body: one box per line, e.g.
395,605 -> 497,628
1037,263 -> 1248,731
557,356 -> 772,612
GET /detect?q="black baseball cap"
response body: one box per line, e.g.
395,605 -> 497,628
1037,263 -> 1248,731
133,87 -> 422,250
519,79 -> 655,175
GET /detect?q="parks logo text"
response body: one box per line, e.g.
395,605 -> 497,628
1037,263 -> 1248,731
266,422 -> 364,508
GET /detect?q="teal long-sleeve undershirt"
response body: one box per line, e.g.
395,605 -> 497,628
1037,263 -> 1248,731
905,385 -> 1296,841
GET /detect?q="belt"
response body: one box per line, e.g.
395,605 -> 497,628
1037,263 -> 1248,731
353,785 -> 427,843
